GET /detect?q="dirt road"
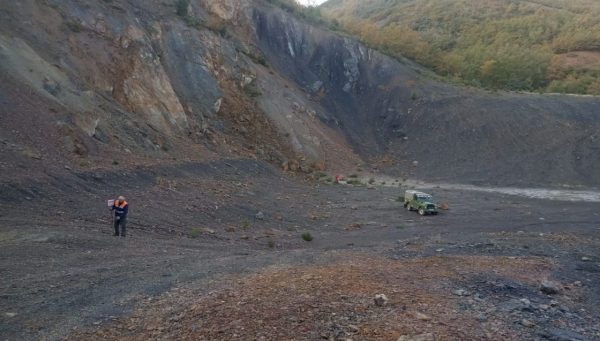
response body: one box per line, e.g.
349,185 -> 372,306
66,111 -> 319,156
1,160 -> 599,340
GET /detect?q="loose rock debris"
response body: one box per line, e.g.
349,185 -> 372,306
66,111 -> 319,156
71,254 -> 585,341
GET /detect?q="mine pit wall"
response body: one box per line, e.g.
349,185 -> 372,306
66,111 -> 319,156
249,2 -> 600,188
1,0 -> 599,186
0,0 -> 302,176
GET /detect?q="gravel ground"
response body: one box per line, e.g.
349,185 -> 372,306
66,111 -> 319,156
1,159 -> 599,340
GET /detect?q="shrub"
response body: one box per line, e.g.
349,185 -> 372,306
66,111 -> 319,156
347,179 -> 363,186
190,227 -> 201,238
176,0 -> 189,17
368,178 -> 375,184
65,20 -> 83,33
301,232 -> 313,242
243,83 -> 262,98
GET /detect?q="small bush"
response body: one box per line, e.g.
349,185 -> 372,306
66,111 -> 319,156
190,227 -> 201,238
267,239 -> 275,248
301,232 -> 313,242
176,0 -> 189,17
65,20 -> 83,33
243,50 -> 268,66
204,17 -> 227,36
349,174 -> 358,178
368,178 -> 375,184
347,179 -> 362,186
241,219 -> 251,229
243,83 -> 262,98
112,160 -> 119,165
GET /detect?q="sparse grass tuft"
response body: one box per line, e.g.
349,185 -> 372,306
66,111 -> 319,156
242,219 -> 251,229
267,239 -> 275,248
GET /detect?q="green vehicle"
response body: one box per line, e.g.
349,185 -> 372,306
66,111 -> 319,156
404,190 -> 438,216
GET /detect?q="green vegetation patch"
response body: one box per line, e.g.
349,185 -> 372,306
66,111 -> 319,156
321,0 -> 600,95
301,232 -> 314,241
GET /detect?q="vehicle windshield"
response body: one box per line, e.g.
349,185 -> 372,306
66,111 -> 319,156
416,195 -> 433,202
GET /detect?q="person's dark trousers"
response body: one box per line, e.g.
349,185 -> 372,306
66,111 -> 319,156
114,218 -> 120,236
120,219 -> 127,237
114,218 -> 127,237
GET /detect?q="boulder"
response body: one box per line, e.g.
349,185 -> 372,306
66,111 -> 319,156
373,294 -> 388,307
540,280 -> 560,295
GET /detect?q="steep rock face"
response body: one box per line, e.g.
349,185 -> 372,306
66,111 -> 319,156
0,1 -> 305,178
248,3 -> 600,187
196,0 -> 361,169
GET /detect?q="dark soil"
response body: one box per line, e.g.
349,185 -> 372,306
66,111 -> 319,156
1,159 -> 599,340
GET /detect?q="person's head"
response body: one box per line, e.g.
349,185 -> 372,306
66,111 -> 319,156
118,195 -> 125,202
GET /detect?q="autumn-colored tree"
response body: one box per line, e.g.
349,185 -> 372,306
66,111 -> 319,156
320,0 -> 600,94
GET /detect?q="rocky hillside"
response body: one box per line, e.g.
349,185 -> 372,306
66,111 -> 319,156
1,0 -> 599,187
0,0 -> 359,181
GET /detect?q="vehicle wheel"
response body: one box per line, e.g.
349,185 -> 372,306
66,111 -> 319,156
418,208 -> 426,216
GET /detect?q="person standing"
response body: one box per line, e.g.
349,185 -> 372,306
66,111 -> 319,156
112,196 -> 129,237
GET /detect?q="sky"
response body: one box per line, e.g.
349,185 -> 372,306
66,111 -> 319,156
296,0 -> 328,6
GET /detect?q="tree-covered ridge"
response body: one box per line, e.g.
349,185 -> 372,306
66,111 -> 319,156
320,0 -> 600,94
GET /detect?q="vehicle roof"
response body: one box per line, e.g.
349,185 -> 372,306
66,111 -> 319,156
405,190 -> 431,196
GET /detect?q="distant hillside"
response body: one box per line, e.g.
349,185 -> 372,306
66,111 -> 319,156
321,0 -> 600,94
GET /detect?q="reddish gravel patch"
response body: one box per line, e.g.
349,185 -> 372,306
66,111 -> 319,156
72,254 -> 554,340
